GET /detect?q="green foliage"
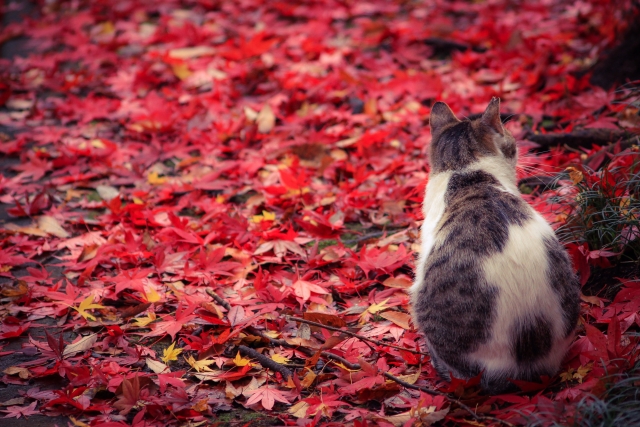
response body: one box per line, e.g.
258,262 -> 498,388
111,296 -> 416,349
557,150 -> 640,264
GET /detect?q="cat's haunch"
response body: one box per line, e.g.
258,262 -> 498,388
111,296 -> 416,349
410,98 -> 580,394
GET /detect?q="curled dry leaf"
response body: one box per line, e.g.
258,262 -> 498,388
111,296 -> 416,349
37,216 -> 69,238
62,333 -> 98,357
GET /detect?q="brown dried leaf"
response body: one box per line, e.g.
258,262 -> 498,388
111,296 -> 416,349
382,275 -> 412,289
1,281 -> 28,297
303,312 -> 346,328
3,366 -> 30,379
380,311 -> 412,330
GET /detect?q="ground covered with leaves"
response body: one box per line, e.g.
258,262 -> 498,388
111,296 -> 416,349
1,0 -> 639,426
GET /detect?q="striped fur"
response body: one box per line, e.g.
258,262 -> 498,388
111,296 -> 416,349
410,99 -> 580,393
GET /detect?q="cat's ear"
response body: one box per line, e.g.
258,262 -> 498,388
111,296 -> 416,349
481,97 -> 504,135
430,102 -> 460,134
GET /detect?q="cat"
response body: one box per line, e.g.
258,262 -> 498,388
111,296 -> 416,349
410,98 -> 580,394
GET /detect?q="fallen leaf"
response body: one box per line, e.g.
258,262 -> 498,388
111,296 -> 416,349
257,104 -> 275,133
161,342 -> 182,364
62,333 -> 98,356
379,311 -> 412,330
37,216 -> 69,238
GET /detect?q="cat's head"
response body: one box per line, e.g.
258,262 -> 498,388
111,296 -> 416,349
428,98 -> 517,174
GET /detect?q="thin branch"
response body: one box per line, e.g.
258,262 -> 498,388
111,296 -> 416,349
384,373 -> 516,427
206,288 -> 290,347
287,316 -> 429,355
322,352 -> 361,370
238,345 -> 292,380
524,128 -> 631,149
423,37 -> 487,53
205,288 -> 231,310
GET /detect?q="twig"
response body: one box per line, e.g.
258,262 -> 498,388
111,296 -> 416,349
321,352 -> 361,370
206,288 -> 290,347
206,288 -> 231,310
384,373 -> 516,427
238,345 -> 292,380
287,316 -> 428,355
524,128 -> 631,149
423,37 -> 487,53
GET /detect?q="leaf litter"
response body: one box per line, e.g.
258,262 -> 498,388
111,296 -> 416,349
0,0 -> 639,426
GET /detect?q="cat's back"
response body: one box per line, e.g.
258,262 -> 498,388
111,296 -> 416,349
412,99 -> 579,393
413,167 -> 538,356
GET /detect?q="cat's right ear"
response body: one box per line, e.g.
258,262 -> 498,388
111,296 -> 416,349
430,102 -> 460,135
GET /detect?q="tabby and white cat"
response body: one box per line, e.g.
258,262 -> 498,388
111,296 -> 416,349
410,98 -> 580,393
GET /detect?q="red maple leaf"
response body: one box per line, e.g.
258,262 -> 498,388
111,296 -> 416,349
2,401 -> 39,419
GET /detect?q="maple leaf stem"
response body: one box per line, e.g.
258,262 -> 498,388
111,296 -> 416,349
238,345 -> 292,380
287,316 -> 429,355
384,372 -> 516,427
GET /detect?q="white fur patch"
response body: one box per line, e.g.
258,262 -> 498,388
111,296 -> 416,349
468,214 -> 568,376
410,171 -> 451,295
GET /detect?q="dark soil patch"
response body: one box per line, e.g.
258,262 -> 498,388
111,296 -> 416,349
590,14 -> 640,89
583,261 -> 640,300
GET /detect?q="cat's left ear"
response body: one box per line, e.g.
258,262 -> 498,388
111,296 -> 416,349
481,97 -> 504,136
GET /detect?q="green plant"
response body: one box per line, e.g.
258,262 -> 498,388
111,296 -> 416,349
556,149 -> 640,264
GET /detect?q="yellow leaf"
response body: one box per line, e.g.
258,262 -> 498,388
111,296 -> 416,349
162,342 -> 182,364
262,210 -> 276,221
367,298 -> 390,315
263,330 -> 281,339
133,312 -> 156,327
300,369 -> 317,389
172,63 -> 192,80
185,355 -> 216,372
143,286 -> 161,303
252,210 -> 276,223
573,363 -> 592,383
560,367 -> 575,382
359,298 -> 390,324
333,362 -> 360,372
288,400 -> 310,418
90,139 -> 106,149
390,370 -> 420,385
271,353 -> 289,364
233,352 -> 252,367
73,295 -> 105,321
148,171 -> 167,185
